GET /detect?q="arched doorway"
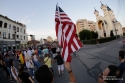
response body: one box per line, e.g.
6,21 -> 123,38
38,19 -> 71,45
98,20 -> 106,37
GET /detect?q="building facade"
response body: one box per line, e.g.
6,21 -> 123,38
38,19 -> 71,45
94,3 -> 123,38
0,14 -> 28,51
122,27 -> 125,33
76,19 -> 96,34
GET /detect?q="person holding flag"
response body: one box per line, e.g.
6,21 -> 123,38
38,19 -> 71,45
55,3 -> 82,82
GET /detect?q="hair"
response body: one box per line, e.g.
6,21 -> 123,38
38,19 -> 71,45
18,64 -> 24,75
0,55 -> 3,61
35,65 -> 53,83
45,54 -> 50,57
105,65 -> 119,83
119,50 -> 124,59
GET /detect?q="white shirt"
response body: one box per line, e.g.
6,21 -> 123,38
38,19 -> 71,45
33,55 -> 38,61
27,50 -> 32,57
24,51 -> 26,56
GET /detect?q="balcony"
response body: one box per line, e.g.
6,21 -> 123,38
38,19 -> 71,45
0,37 -> 21,41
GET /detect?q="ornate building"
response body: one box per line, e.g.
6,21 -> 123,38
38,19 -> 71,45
94,2 -> 123,38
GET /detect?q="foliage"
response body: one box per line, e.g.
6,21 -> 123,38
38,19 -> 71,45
123,33 -> 125,36
110,30 -> 114,37
82,36 -> 120,44
90,31 -> 98,39
79,29 -> 91,40
79,29 -> 98,40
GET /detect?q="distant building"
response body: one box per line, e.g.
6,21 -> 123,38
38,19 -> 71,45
0,14 -> 28,51
27,40 -> 40,46
47,36 -> 53,42
54,39 -> 58,42
94,2 -> 123,38
122,27 -> 125,33
76,19 -> 96,34
31,35 -> 35,40
40,38 -> 44,44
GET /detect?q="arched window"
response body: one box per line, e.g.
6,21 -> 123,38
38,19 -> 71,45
0,21 -> 3,27
24,29 -> 25,34
20,28 -> 22,32
3,32 -> 6,39
4,23 -> 7,28
9,24 -> 11,29
17,27 -> 19,32
8,33 -> 10,39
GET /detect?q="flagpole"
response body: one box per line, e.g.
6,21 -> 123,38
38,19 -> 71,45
57,3 -> 61,24
56,3 -> 63,54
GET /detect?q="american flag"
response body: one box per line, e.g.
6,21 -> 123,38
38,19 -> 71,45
55,4 -> 82,62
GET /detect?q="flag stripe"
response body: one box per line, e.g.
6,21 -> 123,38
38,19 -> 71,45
55,4 -> 83,62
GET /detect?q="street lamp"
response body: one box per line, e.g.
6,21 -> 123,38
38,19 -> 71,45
14,28 -> 17,50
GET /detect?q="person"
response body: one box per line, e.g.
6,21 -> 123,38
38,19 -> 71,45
18,64 -> 34,83
38,47 -> 42,58
19,51 -> 25,65
35,65 -> 53,83
43,46 -> 49,57
25,52 -> 34,78
0,55 -> 10,79
51,45 -> 57,58
98,65 -> 120,83
118,50 -> 125,78
27,48 -> 32,58
10,59 -> 21,83
32,52 -> 41,69
35,62 -> 76,83
54,51 -> 64,75
44,54 -> 54,73
4,54 -> 13,82
96,39 -> 99,45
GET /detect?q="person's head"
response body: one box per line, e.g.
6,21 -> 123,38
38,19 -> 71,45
5,54 -> 9,58
35,65 -> 53,83
119,50 -> 124,60
98,65 -> 120,83
45,54 -> 50,57
18,64 -> 24,74
10,59 -> 14,67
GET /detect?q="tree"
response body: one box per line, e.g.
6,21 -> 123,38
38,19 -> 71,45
94,32 -> 98,39
110,30 -> 114,37
90,31 -> 98,39
79,29 -> 91,40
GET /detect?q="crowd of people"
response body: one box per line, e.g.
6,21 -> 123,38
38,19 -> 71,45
0,43 -> 125,83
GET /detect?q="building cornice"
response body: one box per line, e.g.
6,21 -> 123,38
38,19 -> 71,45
0,14 -> 26,27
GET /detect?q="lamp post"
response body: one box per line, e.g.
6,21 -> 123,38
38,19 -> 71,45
14,28 -> 17,50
